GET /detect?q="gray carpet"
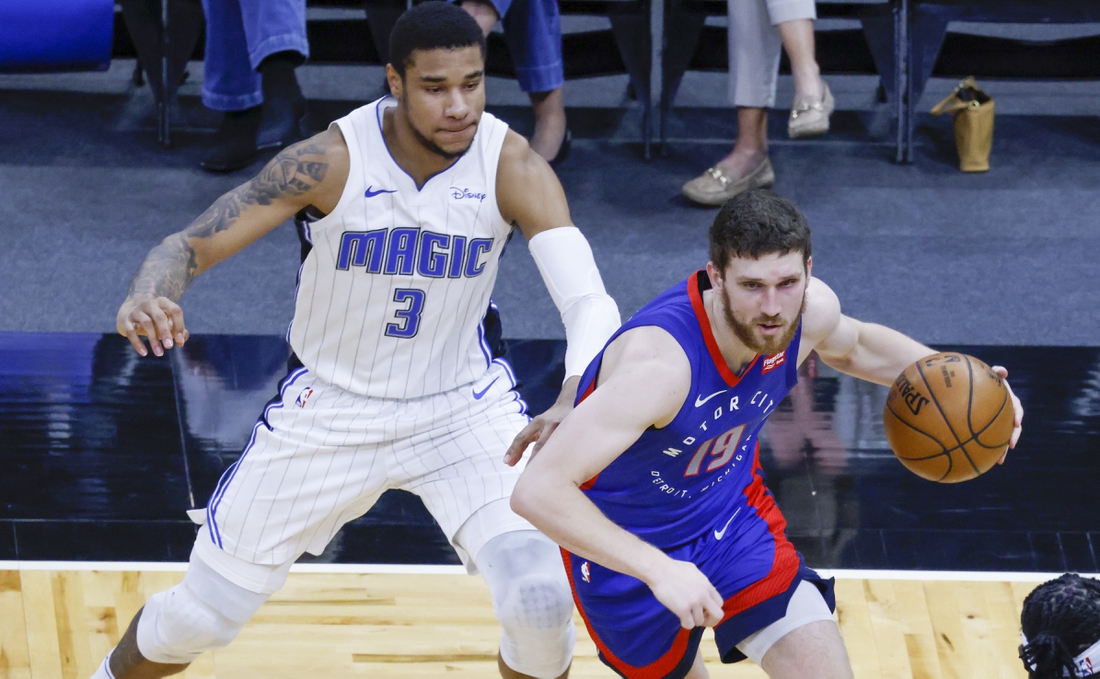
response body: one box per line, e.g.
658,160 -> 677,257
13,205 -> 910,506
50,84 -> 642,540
2,57 -> 1098,347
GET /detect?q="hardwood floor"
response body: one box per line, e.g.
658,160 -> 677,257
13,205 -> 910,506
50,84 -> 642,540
0,566 -> 1040,679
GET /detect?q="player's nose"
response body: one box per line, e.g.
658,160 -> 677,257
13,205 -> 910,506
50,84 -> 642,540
444,88 -> 469,118
760,287 -> 782,316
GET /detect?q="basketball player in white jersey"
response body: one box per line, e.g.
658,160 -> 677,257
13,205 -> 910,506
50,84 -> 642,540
95,4 -> 620,678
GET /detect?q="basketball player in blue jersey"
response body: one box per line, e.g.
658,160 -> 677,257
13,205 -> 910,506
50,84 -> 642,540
94,4 -> 620,679
512,189 -> 1024,679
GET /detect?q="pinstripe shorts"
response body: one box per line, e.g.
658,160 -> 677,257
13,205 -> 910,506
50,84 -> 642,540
196,359 -> 535,570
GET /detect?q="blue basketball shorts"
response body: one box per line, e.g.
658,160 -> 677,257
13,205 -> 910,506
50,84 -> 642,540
563,495 -> 835,678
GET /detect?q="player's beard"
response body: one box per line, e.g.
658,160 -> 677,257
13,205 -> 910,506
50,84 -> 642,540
718,285 -> 806,356
401,94 -> 476,161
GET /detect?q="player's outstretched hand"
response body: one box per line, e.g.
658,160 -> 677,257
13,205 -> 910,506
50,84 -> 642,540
503,376 -> 580,467
117,297 -> 189,357
647,559 -> 725,630
992,365 -> 1024,462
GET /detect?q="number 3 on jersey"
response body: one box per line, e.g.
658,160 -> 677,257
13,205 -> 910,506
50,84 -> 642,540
385,288 -> 425,338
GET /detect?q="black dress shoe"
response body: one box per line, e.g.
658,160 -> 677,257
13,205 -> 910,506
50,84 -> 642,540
256,92 -> 307,151
199,106 -> 263,173
200,93 -> 307,173
549,129 -> 572,168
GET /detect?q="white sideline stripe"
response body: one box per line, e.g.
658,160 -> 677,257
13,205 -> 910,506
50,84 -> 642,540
818,569 -> 1100,582
0,562 -> 1096,582
0,561 -> 467,575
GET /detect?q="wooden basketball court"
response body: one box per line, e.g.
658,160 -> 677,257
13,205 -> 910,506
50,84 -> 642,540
0,563 -> 1047,679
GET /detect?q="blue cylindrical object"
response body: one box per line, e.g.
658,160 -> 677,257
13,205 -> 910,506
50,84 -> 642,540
0,0 -> 114,72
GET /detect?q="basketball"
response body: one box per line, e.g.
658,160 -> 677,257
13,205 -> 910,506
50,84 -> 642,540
883,352 -> 1015,483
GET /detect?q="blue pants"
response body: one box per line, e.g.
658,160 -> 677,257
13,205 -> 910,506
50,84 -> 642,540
473,0 -> 564,93
201,0 -> 308,111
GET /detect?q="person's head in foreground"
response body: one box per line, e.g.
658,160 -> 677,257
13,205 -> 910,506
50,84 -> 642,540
707,188 -> 812,357
387,1 -> 488,160
1020,573 -> 1100,678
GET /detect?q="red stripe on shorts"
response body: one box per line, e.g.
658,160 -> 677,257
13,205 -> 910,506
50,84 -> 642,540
719,444 -> 800,623
561,548 -> 694,678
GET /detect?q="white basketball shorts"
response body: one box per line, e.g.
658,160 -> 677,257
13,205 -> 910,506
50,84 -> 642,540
193,359 -> 535,573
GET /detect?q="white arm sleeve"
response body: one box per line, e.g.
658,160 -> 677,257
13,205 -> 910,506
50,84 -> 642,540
528,226 -> 621,379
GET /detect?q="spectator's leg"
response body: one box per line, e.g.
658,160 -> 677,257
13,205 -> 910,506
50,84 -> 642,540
238,0 -> 309,150
256,50 -> 307,150
200,0 -> 263,113
775,19 -> 822,102
500,0 -> 567,163
681,0 -> 777,205
200,0 -> 307,172
721,106 -> 769,180
768,0 -> 832,139
726,0 -> 780,171
461,0 -> 501,35
460,0 -> 567,164
769,0 -> 823,102
199,0 -> 264,171
721,0 -> 778,178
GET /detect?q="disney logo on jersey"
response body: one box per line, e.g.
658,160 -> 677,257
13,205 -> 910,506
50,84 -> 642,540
450,186 -> 487,203
337,228 -> 494,279
761,350 -> 786,374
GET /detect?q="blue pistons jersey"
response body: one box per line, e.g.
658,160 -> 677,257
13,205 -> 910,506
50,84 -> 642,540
566,270 -> 825,677
574,270 -> 801,550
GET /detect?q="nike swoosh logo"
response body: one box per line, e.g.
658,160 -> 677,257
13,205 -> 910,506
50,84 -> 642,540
472,377 -> 499,400
695,389 -> 728,408
713,508 -> 741,541
365,186 -> 398,198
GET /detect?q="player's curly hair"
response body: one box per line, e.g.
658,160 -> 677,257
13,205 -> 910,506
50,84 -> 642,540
1019,573 -> 1100,679
389,1 -> 486,79
708,189 -> 811,273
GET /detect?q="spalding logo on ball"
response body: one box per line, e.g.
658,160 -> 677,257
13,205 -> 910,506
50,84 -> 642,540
883,352 -> 1015,483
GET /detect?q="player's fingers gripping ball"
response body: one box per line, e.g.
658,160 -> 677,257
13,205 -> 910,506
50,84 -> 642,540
883,352 -> 1015,483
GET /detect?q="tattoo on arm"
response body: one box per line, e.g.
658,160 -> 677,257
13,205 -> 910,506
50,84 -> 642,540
127,233 -> 197,302
125,139 -> 330,302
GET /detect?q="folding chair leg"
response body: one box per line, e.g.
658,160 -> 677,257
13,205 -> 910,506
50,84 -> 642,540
157,0 -> 171,146
609,13 -> 653,160
895,0 -> 907,162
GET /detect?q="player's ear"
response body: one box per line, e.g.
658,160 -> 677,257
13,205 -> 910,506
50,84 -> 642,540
705,261 -> 723,287
385,63 -> 403,98
804,255 -> 813,279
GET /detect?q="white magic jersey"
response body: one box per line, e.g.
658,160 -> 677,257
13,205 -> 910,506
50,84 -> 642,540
288,96 -> 512,398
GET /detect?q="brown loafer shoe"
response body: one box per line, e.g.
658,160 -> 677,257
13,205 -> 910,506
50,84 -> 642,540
788,82 -> 834,139
681,156 -> 775,207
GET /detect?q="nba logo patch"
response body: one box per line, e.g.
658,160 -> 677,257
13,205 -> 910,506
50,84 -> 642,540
762,351 -> 786,374
581,562 -> 591,583
295,387 -> 314,408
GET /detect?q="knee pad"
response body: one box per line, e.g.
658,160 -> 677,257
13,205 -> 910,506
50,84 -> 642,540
136,555 -> 270,664
477,531 -> 576,678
